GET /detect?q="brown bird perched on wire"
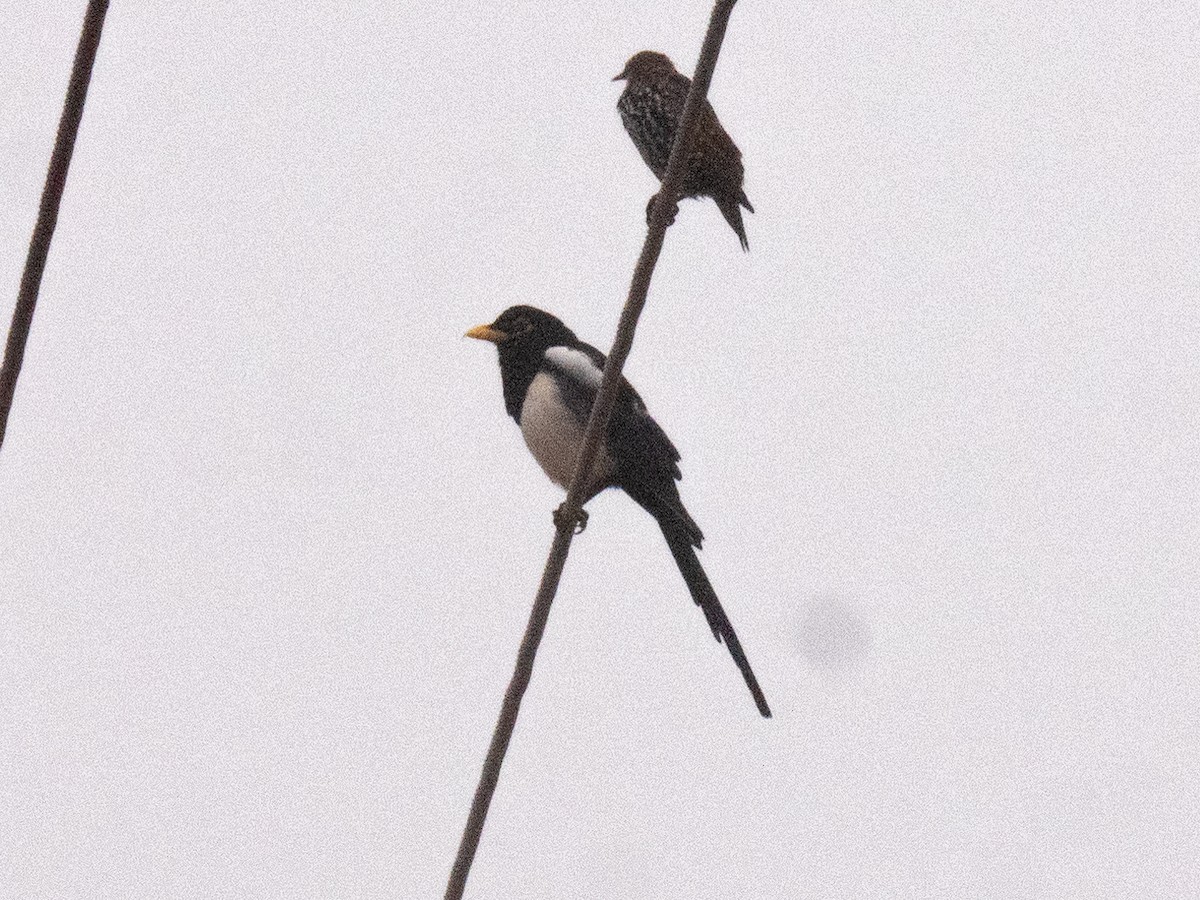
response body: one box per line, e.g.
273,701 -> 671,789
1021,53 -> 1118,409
614,50 -> 754,251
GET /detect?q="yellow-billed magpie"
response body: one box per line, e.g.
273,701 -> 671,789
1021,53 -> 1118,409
467,305 -> 771,718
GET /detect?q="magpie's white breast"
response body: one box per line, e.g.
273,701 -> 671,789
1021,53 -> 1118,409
519,370 -> 613,491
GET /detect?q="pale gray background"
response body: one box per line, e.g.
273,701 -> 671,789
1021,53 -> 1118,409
2,2 -> 1198,898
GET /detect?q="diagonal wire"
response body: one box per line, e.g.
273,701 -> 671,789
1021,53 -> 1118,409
0,0 -> 110,453
444,3 -> 742,897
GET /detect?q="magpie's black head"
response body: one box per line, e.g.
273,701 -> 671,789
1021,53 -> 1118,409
466,306 -> 581,421
465,305 -> 578,357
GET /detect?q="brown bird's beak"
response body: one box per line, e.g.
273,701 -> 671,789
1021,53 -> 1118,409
612,68 -> 627,82
465,324 -> 506,344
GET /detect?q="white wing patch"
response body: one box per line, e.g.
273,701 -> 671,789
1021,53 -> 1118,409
543,346 -> 604,390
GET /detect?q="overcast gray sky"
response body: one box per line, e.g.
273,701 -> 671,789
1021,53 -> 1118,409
2,2 -> 1198,897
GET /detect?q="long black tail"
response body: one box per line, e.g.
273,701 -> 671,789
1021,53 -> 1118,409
658,521 -> 772,718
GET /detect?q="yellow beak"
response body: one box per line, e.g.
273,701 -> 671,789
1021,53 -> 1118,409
465,324 -> 506,344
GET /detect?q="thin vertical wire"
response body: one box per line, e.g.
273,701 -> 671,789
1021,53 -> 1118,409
0,0 -> 110,452
444,3 -> 741,897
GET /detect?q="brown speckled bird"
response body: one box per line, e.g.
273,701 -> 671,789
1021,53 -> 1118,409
614,50 -> 754,251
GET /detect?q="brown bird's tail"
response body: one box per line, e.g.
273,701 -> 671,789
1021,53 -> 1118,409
716,192 -> 753,252
658,518 -> 772,718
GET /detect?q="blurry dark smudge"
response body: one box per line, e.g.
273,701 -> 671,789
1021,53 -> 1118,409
798,596 -> 873,673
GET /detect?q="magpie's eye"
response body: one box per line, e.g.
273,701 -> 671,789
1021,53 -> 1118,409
511,316 -> 532,336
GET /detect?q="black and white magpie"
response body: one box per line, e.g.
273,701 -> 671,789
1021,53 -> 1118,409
466,305 -> 771,718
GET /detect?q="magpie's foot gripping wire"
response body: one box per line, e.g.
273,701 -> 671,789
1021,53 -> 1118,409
553,503 -> 589,535
645,192 -> 678,227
